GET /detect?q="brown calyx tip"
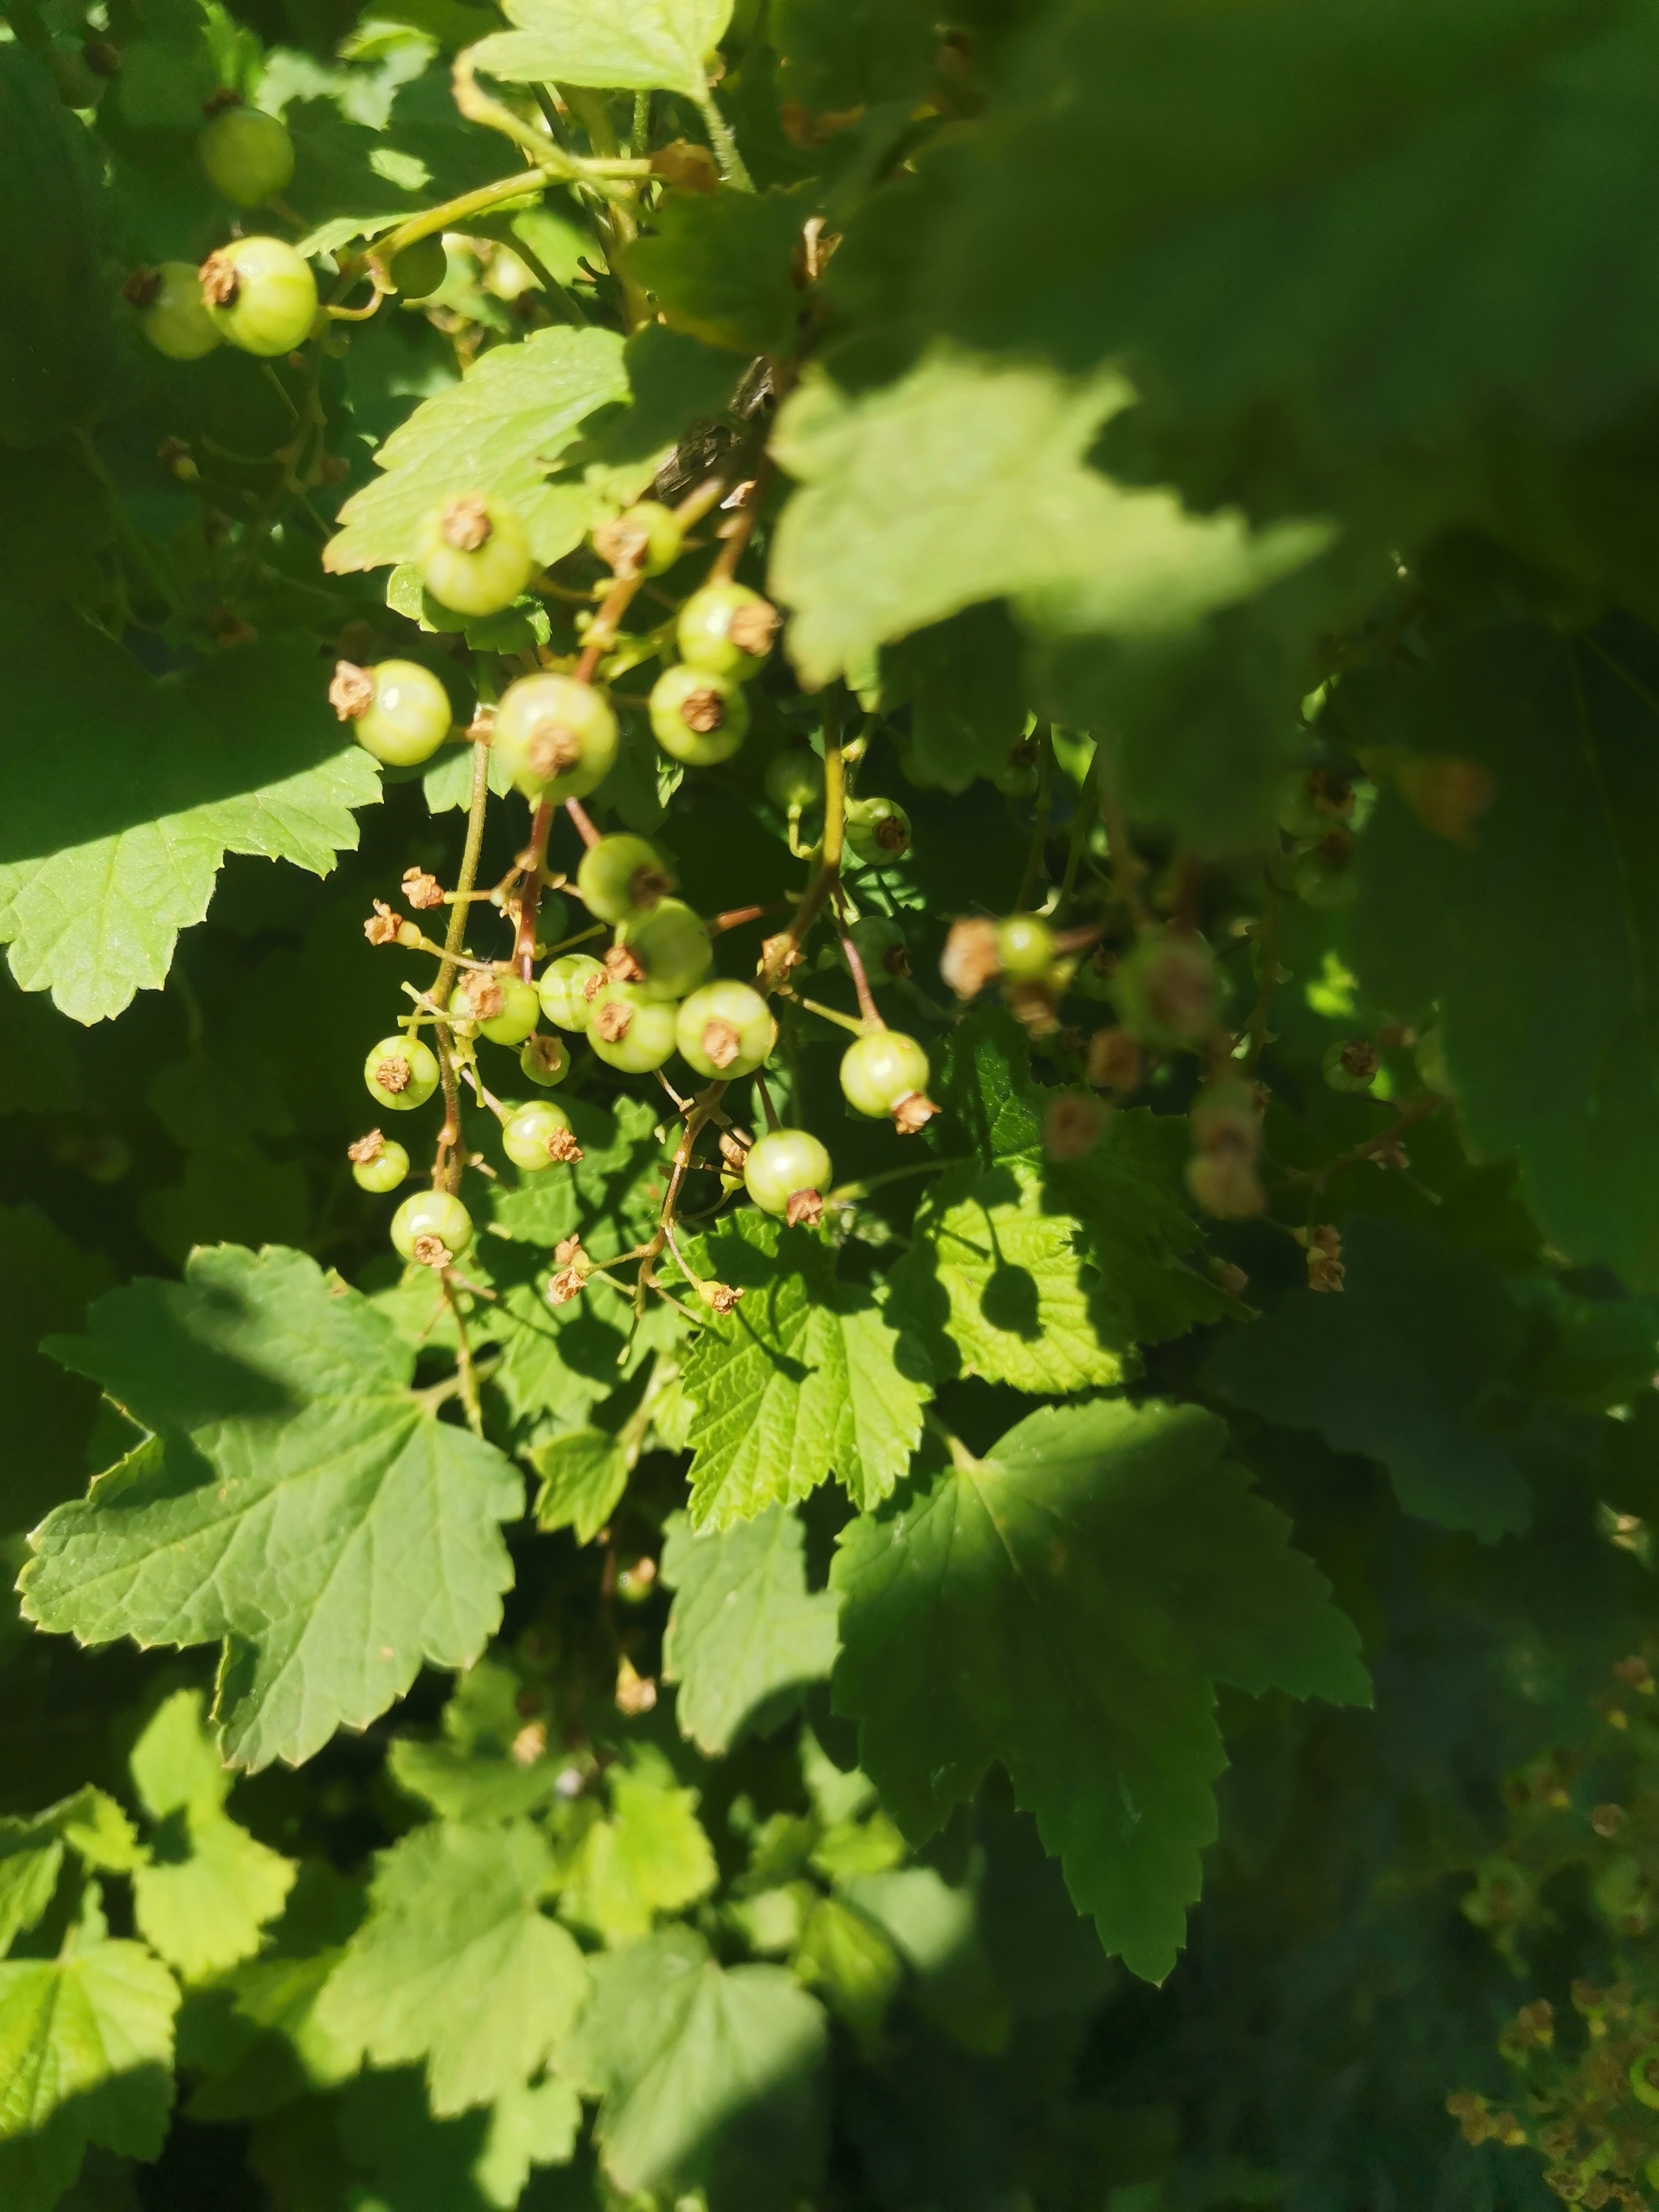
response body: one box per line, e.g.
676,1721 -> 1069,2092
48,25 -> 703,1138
594,999 -> 633,1043
701,1281 -> 744,1315
374,1054 -> 412,1093
122,266 -> 161,311
411,1233 -> 451,1269
198,251 -> 239,308
631,865 -> 672,910
440,494 -> 493,552
1087,1028 -> 1142,1096
592,514 -> 650,577
401,867 -> 445,910
525,721 -> 582,780
203,86 -> 243,115
727,600 -> 779,657
547,1264 -> 585,1306
365,901 -> 403,946
1339,1038 -> 1380,1082
544,1127 -> 583,1164
678,685 -> 727,735
581,968 -> 606,1001
330,660 -> 375,722
83,38 -> 120,76
348,1130 -> 386,1165
940,917 -> 1000,999
718,1129 -> 750,1171
891,1091 -> 939,1136
874,816 -> 909,854
466,974 -> 505,1021
784,1187 -> 824,1229
604,944 -> 646,987
701,1017 -> 741,1071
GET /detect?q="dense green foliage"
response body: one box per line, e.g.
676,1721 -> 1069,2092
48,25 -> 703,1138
2,2 -> 1659,2207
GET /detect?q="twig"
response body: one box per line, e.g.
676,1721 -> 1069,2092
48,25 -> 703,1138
1276,1095 -> 1443,1191
431,734 -> 493,1191
761,694 -> 845,987
1015,724 -> 1055,911
439,1273 -> 484,1435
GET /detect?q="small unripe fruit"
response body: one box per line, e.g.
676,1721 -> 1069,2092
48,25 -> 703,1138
333,658 -> 451,766
493,672 -> 618,799
676,981 -> 775,1078
577,833 -> 674,923
845,795 -> 911,866
127,262 -> 224,361
349,1135 -> 410,1193
200,236 -> 318,357
677,582 -> 779,680
997,913 -> 1056,982
1322,1038 -> 1380,1094
389,233 -> 446,299
840,1030 -> 931,1119
1111,929 -> 1218,1050
592,501 -> 683,578
621,897 -> 711,1001
744,1129 -> 832,1219
842,914 -> 908,987
364,1035 -> 439,1110
650,663 -> 748,766
199,105 -> 295,207
586,979 -> 679,1072
539,953 -> 607,1031
1291,831 -> 1356,910
519,1033 -> 570,1086
450,973 -> 540,1046
390,1189 -> 473,1264
765,748 -> 820,815
501,1099 -> 582,1172
415,492 -> 534,618
1185,1152 -> 1265,1220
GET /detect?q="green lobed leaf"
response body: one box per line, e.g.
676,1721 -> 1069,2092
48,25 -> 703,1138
831,1398 -> 1370,1982
769,349 -> 1327,691
675,1212 -> 931,1529
325,326 -> 631,573
315,1820 -> 588,2116
562,1924 -> 828,2208
0,619 -> 379,1024
468,0 -> 734,100
626,189 -> 809,356
556,1755 -> 719,1945
0,49 -> 112,449
1205,1214 -> 1532,1541
659,1506 -> 840,1756
0,1207 -> 113,1534
0,1792 -> 141,1963
20,1246 -> 525,1772
530,1429 -> 630,1545
388,1660 -> 565,1825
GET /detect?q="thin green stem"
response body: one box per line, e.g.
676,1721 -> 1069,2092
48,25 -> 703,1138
923,1410 -> 983,1476
695,85 -> 753,190
826,1159 -> 948,1206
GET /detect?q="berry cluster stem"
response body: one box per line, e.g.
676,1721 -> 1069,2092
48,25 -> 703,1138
762,693 -> 846,988
430,732 -> 493,1187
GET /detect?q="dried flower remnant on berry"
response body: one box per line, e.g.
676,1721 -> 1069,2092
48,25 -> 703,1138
365,901 -> 403,946
198,249 -> 241,308
1306,1224 -> 1345,1293
122,267 -> 162,309
893,1091 -> 939,1136
615,1658 -> 657,1715
548,1267 -> 584,1305
374,1053 -> 411,1093
544,1127 -> 582,1164
719,1130 -> 750,1171
679,685 -> 727,735
402,867 -> 444,910
465,974 -> 505,1021
940,918 -> 1001,999
1338,1039 -> 1380,1084
412,1233 -> 450,1268
439,494 -> 493,551
604,946 -> 646,987
1088,1028 -> 1142,1094
700,1019 -> 741,1070
526,722 -> 582,779
699,1281 -> 744,1315
727,599 -> 780,658
329,661 -> 375,720
785,1187 -> 825,1228
594,999 -> 633,1044
348,1130 -> 386,1165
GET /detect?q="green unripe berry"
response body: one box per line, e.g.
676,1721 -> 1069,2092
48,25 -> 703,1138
199,105 -> 295,207
997,913 -> 1056,982
577,833 -> 674,923
415,492 -> 534,619
336,658 -> 452,766
350,1136 -> 410,1194
649,663 -> 749,767
593,501 -> 684,578
539,953 -> 607,1031
1291,832 -> 1357,909
676,981 -> 775,1078
200,236 -> 318,357
744,1128 -> 833,1218
128,262 -> 223,361
993,761 -> 1039,799
840,914 -> 908,987
586,979 -> 680,1072
1322,1038 -> 1380,1094
493,671 -> 619,799
621,897 -> 711,1001
389,233 -> 446,300
765,747 -> 820,815
390,1188 -> 473,1264
676,582 -> 779,680
450,973 -> 540,1046
840,1029 -> 932,1119
501,1099 -> 582,1172
519,1033 -> 570,1086
365,1034 -> 440,1110
845,795 -> 911,867
1110,929 -> 1218,1051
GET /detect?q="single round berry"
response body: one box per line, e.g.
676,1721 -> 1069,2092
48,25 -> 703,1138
450,973 -> 539,1046
744,1128 -> 833,1218
502,1099 -> 582,1172
649,664 -> 749,766
1322,1038 -> 1380,1094
344,659 -> 452,767
389,233 -> 446,300
349,1136 -> 410,1194
364,1034 -> 440,1111
1291,836 -> 1357,909
200,236 -> 318,357
586,979 -> 680,1072
577,833 -> 674,924
493,671 -> 619,799
1110,929 -> 1218,1050
390,1188 -> 473,1265
993,760 -> 1039,798
130,262 -> 224,361
415,492 -> 534,619
199,105 -> 295,207
845,795 -> 911,866
996,914 -> 1056,982
676,582 -> 779,680
765,748 -> 820,816
539,953 -> 607,1031
593,501 -> 684,578
676,981 -> 775,1078
519,1032 -> 569,1086
840,1030 -> 931,1119
841,914 -> 908,988
621,897 -> 711,1001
